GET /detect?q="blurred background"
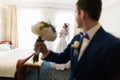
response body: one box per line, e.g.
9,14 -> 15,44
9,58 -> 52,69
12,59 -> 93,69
0,0 -> 120,50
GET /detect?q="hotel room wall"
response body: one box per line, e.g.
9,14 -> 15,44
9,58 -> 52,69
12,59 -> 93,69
17,7 -> 74,49
0,0 -> 120,47
74,0 -> 120,38
100,0 -> 120,37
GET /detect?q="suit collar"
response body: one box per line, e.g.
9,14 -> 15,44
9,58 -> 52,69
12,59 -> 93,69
78,27 -> 106,61
86,27 -> 106,52
86,24 -> 101,40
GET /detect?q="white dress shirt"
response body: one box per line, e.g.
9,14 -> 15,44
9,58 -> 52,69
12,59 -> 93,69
78,24 -> 101,60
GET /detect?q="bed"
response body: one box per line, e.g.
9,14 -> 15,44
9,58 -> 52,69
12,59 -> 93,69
0,41 -> 35,80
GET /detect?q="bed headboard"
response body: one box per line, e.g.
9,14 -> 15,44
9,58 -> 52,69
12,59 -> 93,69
0,41 -> 12,45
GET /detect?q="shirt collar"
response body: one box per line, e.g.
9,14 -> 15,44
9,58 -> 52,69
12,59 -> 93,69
86,24 -> 101,40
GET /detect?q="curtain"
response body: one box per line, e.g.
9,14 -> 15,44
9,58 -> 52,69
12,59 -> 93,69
4,5 -> 18,47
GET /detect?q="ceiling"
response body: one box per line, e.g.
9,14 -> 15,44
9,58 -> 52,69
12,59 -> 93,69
0,0 -> 118,8
0,0 -> 75,4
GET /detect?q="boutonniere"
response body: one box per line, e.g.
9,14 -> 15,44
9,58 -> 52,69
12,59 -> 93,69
71,41 -> 80,56
71,41 -> 80,49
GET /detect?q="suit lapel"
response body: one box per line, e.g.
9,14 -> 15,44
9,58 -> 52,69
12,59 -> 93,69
78,27 -> 106,62
72,27 -> 107,78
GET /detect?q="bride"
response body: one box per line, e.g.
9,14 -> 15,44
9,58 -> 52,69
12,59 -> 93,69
50,23 -> 70,70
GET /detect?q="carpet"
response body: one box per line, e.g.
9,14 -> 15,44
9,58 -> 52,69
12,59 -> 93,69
0,61 -> 69,80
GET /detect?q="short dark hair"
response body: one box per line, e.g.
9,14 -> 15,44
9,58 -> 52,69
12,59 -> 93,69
76,0 -> 102,21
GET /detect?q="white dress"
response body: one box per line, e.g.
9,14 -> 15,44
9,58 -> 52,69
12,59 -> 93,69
50,29 -> 70,70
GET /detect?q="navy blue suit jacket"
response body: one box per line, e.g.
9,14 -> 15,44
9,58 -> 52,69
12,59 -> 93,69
44,27 -> 120,80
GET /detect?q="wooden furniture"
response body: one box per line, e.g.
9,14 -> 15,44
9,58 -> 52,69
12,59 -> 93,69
15,54 -> 34,80
0,41 -> 43,80
23,54 -> 43,80
16,53 -> 43,80
0,41 -> 12,45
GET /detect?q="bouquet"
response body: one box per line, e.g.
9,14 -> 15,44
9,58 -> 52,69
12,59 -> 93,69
31,21 -> 57,63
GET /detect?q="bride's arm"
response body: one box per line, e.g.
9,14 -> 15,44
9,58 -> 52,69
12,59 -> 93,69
59,29 -> 67,37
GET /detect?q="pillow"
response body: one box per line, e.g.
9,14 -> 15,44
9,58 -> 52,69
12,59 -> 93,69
0,44 -> 11,51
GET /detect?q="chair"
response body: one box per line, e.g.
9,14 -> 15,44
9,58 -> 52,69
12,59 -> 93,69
23,56 -> 43,80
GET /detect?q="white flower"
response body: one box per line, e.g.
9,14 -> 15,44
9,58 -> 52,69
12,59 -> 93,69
32,21 -> 57,63
31,21 -> 57,41
71,41 -> 80,49
41,27 -> 57,41
71,41 -> 80,56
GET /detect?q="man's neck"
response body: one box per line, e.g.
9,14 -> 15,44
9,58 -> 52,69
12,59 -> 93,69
83,20 -> 99,32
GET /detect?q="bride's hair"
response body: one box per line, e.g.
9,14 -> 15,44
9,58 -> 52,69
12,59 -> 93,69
64,23 -> 69,35
64,23 -> 69,28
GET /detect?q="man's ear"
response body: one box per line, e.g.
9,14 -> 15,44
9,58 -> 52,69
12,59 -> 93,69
80,10 -> 85,20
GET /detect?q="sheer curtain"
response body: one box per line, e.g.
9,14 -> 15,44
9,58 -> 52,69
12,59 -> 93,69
4,5 -> 18,47
0,7 -> 4,41
17,7 -> 74,50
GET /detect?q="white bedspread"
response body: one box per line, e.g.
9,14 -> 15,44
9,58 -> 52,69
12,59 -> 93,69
0,48 -> 34,77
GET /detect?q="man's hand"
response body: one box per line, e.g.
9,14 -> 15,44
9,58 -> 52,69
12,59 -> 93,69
34,41 -> 49,55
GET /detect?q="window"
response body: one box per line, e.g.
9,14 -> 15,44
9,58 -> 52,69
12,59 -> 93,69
17,7 -> 74,50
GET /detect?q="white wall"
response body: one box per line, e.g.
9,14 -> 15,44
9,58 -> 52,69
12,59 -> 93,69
0,0 -> 75,41
1,0 -> 120,41
17,7 -> 74,49
100,0 -> 120,38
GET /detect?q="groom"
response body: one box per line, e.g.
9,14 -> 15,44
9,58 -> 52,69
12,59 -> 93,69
34,0 -> 120,80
